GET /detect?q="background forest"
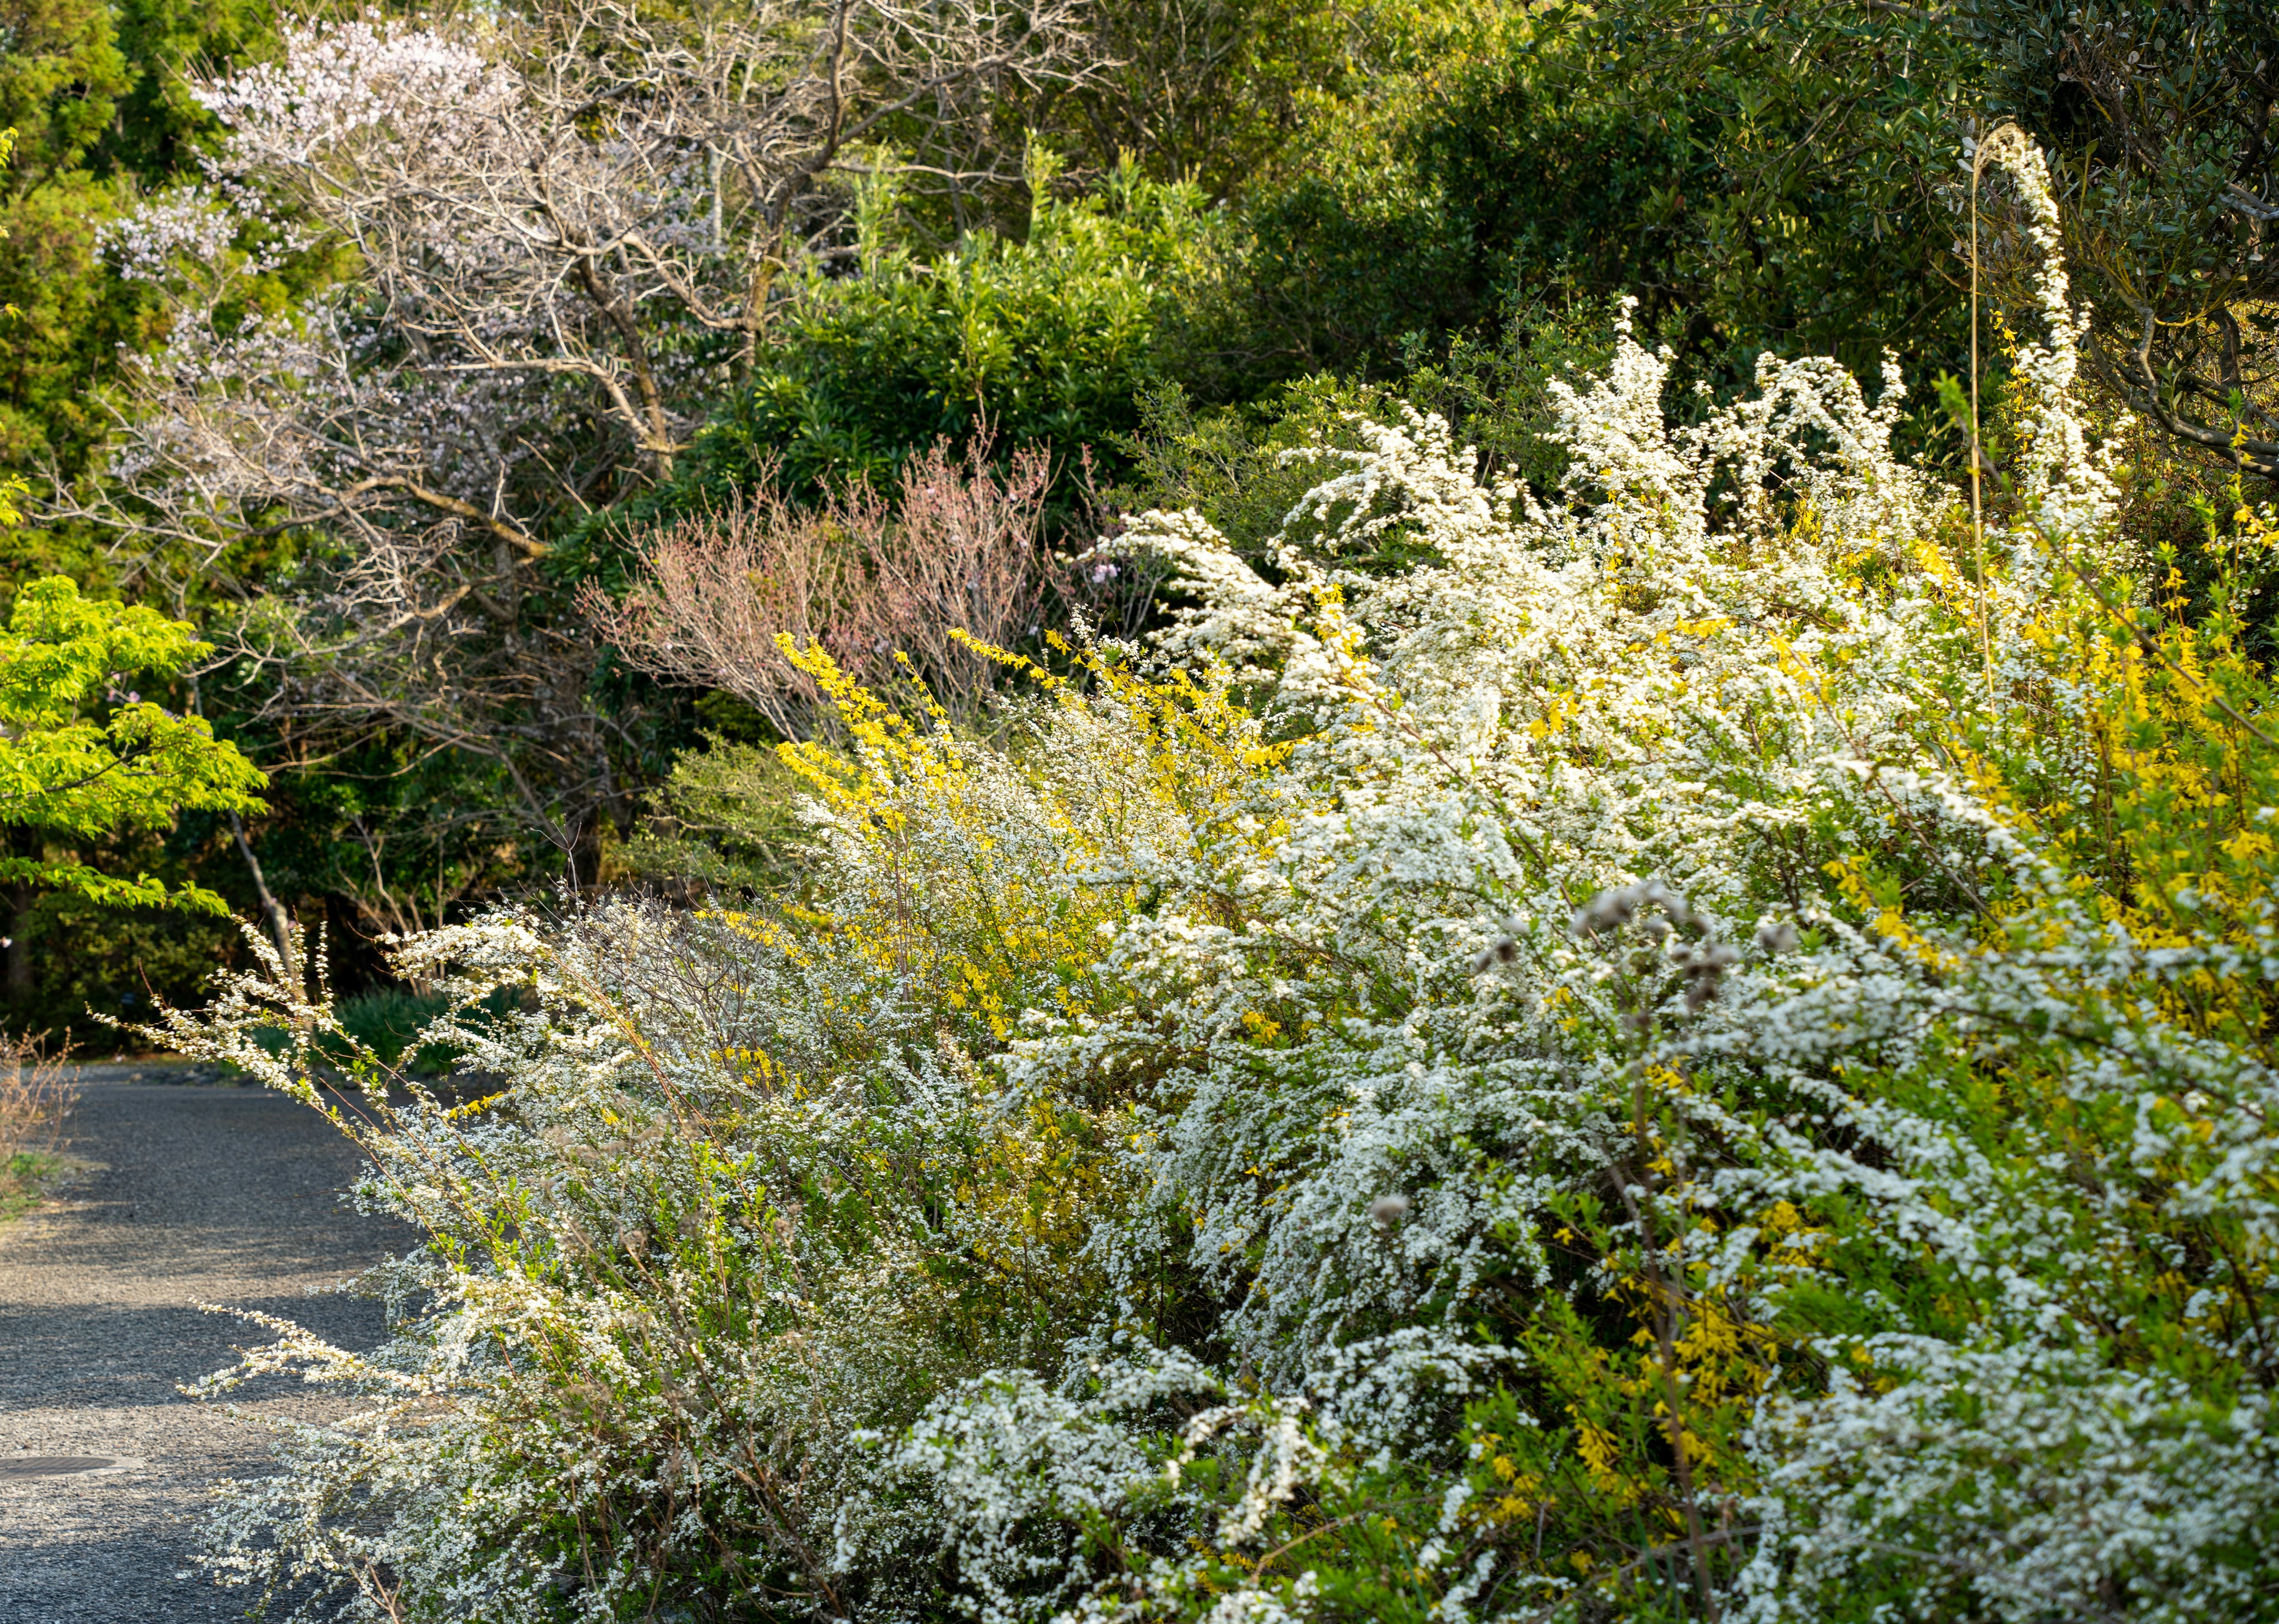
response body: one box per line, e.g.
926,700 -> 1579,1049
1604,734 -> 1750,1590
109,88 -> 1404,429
2,0 -> 2271,1047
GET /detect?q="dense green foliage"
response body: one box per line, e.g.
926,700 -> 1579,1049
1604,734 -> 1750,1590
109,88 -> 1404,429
1188,5 -> 1980,392
1179,1 -> 2275,463
0,574 -> 264,907
0,568 -> 266,1028
0,0 -> 276,525
570,158 -> 1218,574
0,0 -> 296,1040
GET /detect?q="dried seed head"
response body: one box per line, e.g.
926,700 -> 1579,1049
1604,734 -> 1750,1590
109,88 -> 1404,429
1574,883 -> 1642,936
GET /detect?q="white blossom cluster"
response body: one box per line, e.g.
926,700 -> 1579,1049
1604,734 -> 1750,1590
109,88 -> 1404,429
154,136 -> 2279,1623
100,12 -> 712,544
193,18 -> 515,164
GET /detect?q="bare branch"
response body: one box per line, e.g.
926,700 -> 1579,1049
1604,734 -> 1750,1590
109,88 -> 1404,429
591,436 -> 1058,737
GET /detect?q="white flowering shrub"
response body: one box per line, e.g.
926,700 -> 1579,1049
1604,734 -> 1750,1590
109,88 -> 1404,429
151,137 -> 2279,1623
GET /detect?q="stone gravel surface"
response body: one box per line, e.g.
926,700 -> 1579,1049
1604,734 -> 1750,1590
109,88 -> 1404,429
1,1073 -> 410,1623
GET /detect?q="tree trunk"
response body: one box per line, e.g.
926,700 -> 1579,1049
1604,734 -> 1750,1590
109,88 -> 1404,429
230,814 -> 300,989
6,882 -> 31,1009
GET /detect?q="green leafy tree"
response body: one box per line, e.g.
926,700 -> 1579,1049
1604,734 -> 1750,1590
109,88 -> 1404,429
0,0 -> 130,571
1185,1 -> 2277,483
1017,0 -> 1469,201
0,0 -> 281,590
0,573 -> 265,912
0,122 -> 265,949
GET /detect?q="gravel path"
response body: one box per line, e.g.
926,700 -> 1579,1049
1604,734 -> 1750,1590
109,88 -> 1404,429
1,1073 -> 411,1623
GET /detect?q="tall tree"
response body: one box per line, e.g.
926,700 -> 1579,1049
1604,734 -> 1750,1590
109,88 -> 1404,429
0,0 -> 281,589
0,0 -> 129,493
61,1 -> 1106,872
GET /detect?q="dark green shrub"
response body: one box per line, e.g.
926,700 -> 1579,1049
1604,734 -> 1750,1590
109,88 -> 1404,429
1183,5 -> 1986,403
561,157 -> 1221,593
328,987 -> 453,1070
247,984 -> 522,1075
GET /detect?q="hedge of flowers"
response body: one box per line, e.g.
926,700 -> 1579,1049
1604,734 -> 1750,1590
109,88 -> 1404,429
150,137 -> 2279,1623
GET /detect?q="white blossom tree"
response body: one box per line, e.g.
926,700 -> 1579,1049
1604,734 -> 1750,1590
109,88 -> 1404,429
62,0 -> 1104,863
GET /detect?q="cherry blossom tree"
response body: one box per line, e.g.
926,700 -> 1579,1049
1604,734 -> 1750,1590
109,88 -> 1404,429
59,0 -> 1103,865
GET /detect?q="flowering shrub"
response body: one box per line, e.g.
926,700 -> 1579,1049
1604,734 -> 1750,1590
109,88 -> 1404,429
150,136 -> 2279,1623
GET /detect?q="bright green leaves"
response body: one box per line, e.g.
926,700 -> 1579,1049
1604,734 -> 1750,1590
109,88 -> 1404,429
0,576 -> 265,911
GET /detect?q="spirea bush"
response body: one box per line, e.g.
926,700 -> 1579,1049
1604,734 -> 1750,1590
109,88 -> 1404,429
150,137 -> 2279,1624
